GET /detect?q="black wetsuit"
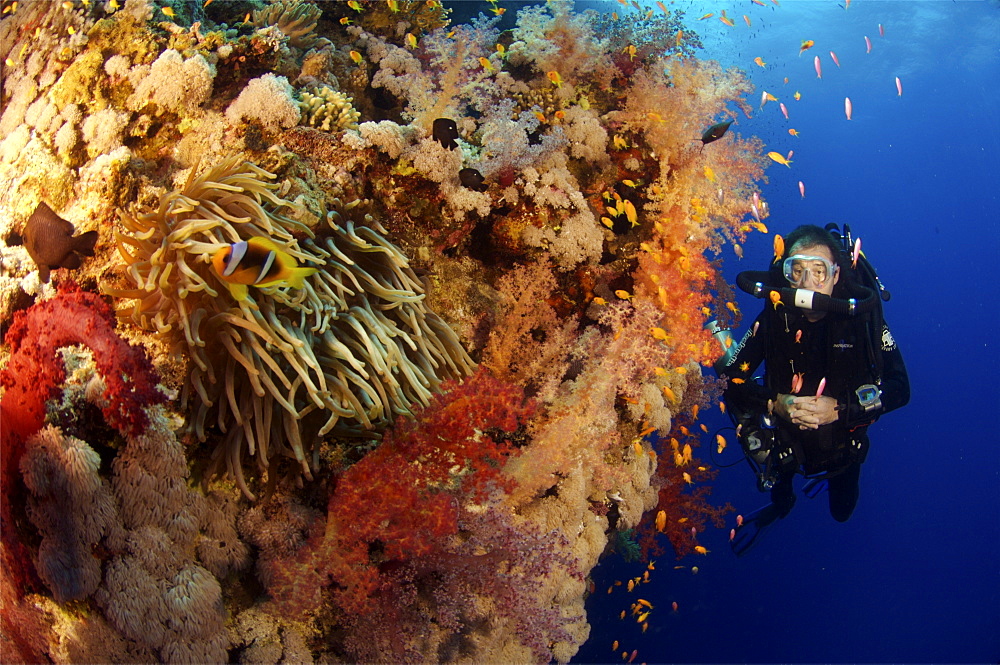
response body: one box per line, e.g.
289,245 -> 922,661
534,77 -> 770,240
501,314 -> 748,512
718,304 -> 909,522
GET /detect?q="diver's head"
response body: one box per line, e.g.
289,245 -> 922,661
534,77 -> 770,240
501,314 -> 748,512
781,225 -> 842,320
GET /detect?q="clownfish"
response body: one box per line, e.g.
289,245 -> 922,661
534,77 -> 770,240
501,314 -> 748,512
212,236 -> 317,301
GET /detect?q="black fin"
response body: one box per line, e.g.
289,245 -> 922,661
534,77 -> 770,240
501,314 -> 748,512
74,230 -> 98,256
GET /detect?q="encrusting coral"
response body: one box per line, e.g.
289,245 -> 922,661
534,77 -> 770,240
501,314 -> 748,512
105,156 -> 474,498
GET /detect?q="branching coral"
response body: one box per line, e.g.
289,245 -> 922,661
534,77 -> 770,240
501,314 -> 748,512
363,14 -> 513,131
298,85 -> 361,131
105,157 -> 474,498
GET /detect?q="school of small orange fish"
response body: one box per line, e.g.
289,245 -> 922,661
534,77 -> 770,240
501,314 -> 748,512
591,3 -> 902,662
740,2 -> 903,201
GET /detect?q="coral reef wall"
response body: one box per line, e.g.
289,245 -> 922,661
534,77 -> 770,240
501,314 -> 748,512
0,1 -> 766,663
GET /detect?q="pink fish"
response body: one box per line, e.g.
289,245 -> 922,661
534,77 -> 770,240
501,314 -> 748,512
845,97 -> 853,120
896,76 -> 903,96
730,528 -> 736,542
852,237 -> 861,268
865,35 -> 872,53
816,376 -> 827,398
752,191 -> 760,209
879,23 -> 885,37
736,514 -> 744,527
830,51 -> 840,68
691,526 -> 697,538
751,203 -> 761,223
786,150 -> 794,161
780,102 -> 789,119
814,55 -> 822,78
798,180 -> 805,198
752,321 -> 759,336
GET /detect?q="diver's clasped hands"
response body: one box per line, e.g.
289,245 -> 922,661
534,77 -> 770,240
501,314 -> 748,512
775,394 -> 840,430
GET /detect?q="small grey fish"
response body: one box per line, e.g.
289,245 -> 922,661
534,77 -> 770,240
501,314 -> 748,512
6,202 -> 98,282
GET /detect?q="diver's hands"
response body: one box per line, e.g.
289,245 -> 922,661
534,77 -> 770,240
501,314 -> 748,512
775,394 -> 840,430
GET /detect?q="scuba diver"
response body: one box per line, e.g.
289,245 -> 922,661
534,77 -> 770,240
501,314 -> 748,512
713,224 -> 909,556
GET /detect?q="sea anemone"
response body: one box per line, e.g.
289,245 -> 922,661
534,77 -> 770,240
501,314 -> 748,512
105,157 -> 474,498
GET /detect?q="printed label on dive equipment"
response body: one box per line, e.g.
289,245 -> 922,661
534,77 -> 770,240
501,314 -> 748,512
881,325 -> 896,351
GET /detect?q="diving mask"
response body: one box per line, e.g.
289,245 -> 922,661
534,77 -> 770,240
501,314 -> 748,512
782,255 -> 838,288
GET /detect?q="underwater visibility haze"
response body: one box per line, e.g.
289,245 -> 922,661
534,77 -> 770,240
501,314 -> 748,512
0,0 -> 997,663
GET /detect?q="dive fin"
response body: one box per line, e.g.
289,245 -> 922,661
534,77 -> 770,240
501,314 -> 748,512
730,503 -> 784,558
802,478 -> 829,499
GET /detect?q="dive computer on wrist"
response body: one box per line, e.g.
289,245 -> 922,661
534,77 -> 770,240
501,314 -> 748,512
855,384 -> 882,413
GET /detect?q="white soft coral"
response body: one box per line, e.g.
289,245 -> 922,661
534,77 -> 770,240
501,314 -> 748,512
224,73 -> 301,132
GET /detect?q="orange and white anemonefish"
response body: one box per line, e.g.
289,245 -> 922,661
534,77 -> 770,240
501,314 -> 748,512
212,236 -> 317,301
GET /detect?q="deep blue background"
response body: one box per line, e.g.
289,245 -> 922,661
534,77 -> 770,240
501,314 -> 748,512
447,1 -> 999,661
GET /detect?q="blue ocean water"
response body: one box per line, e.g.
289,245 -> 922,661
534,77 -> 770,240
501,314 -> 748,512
560,1 -> 1000,663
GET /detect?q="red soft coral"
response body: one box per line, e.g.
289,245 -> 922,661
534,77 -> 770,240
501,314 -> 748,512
1,282 -> 164,442
0,282 -> 165,602
260,368 -> 536,617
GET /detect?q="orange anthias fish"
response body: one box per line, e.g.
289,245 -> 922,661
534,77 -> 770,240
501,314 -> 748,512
655,509 -> 667,533
547,70 -> 563,88
799,39 -> 814,56
212,236 -> 318,301
767,151 -> 793,167
770,290 -> 784,309
719,10 -> 735,26
754,56 -> 766,67
773,234 -> 784,262
794,91 -> 802,101
789,128 -> 800,137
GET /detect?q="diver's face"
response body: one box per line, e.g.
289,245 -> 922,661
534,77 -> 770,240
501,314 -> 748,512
787,244 -> 839,296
